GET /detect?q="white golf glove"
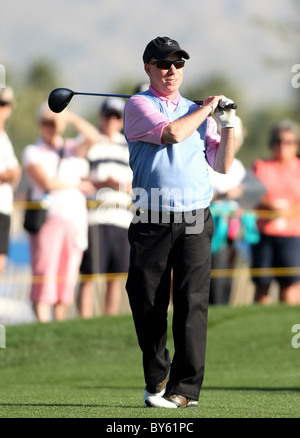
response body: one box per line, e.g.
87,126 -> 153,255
214,97 -> 236,128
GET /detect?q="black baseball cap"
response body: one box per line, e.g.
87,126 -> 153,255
143,36 -> 190,64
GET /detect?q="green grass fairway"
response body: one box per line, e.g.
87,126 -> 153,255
0,304 -> 299,418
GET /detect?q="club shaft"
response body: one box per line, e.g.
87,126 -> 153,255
74,92 -> 132,99
74,93 -> 237,109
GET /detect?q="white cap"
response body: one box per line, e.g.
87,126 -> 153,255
0,86 -> 15,105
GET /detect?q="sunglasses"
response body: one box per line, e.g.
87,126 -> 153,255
273,138 -> 297,146
102,110 -> 122,119
0,101 -> 10,106
148,59 -> 185,70
41,119 -> 56,127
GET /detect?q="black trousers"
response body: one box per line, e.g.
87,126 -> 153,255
126,208 -> 214,400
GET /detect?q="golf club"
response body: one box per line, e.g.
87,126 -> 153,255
48,87 -> 237,113
48,88 -> 132,113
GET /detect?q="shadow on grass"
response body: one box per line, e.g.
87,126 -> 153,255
78,385 -> 300,393
0,401 -> 141,409
0,386 -> 298,410
203,386 -> 300,392
0,402 -> 104,407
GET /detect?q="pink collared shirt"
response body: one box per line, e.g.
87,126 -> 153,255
124,86 -> 220,168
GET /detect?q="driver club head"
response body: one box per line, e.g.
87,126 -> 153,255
48,88 -> 76,113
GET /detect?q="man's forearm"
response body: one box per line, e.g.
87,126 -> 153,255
161,105 -> 212,144
213,127 -> 235,174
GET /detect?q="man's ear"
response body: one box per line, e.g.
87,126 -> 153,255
144,64 -> 151,77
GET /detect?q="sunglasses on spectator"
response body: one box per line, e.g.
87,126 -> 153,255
102,111 -> 122,119
0,101 -> 10,106
148,59 -> 185,70
272,138 -> 297,146
41,119 -> 56,127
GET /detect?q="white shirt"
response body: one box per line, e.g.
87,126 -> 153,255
209,158 -> 246,195
85,132 -> 133,229
0,130 -> 19,215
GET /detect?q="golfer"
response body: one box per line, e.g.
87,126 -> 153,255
124,36 -> 236,408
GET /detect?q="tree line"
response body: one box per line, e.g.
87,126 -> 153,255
4,57 -> 299,172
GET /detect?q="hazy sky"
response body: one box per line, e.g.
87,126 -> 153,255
1,0 -> 298,113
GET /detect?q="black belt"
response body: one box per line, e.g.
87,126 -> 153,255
136,208 -> 204,224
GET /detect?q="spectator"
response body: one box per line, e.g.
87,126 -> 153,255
22,103 -> 99,322
134,82 -> 149,94
78,98 -> 133,317
0,87 -> 21,274
251,119 -> 300,305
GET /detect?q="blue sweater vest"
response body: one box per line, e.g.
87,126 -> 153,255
126,90 -> 213,212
